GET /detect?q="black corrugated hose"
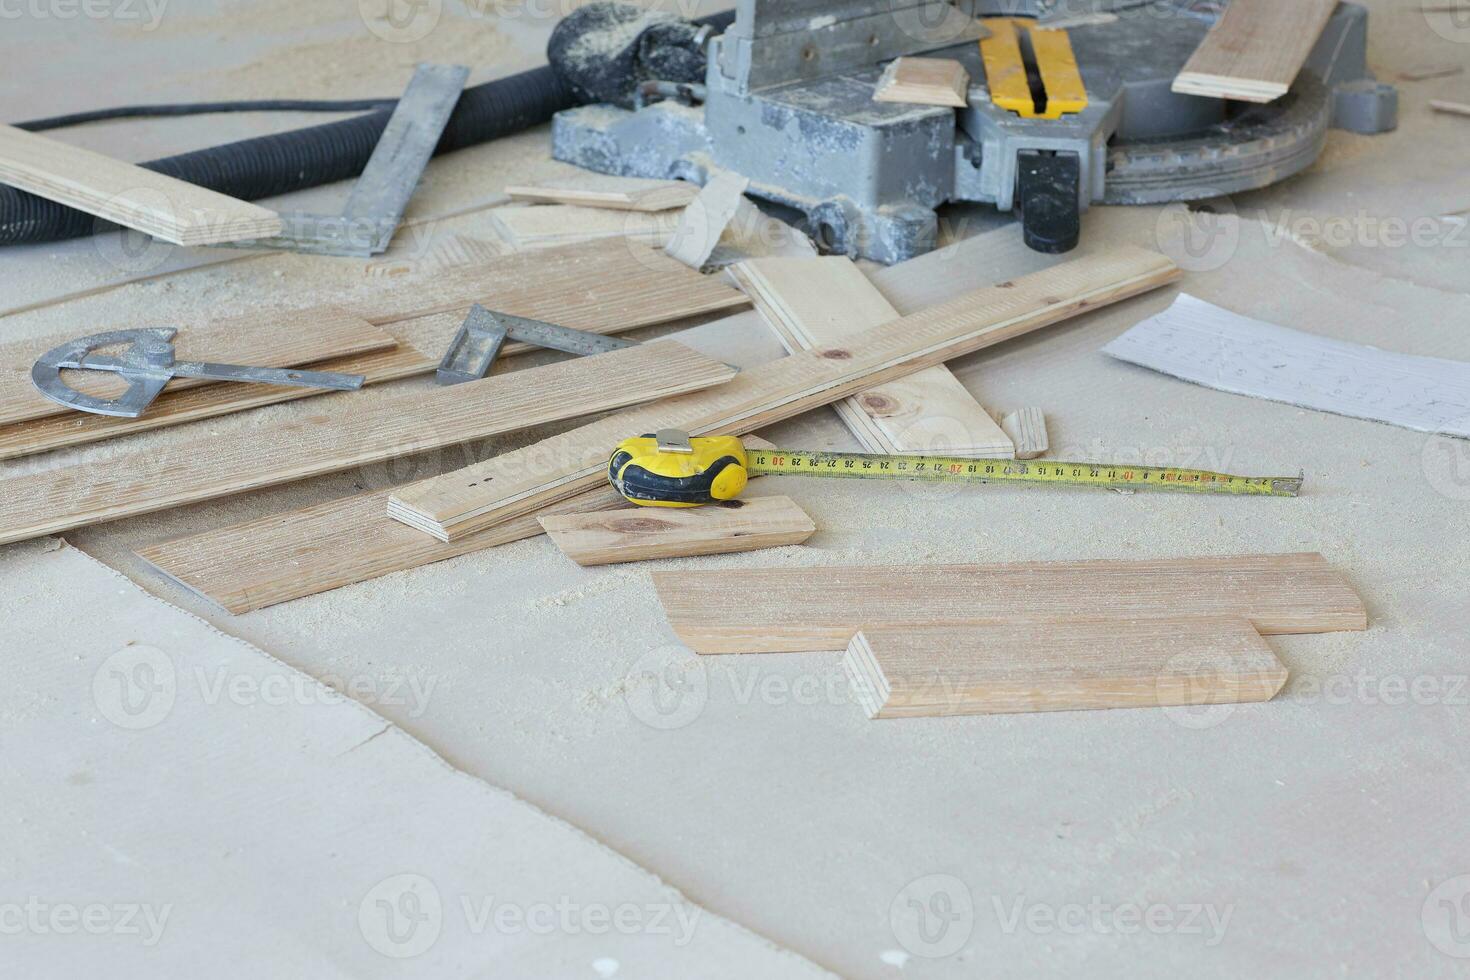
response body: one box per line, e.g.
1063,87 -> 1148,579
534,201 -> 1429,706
0,7 -> 736,246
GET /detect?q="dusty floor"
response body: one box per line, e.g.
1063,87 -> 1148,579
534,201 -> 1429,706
4,2 -> 1470,977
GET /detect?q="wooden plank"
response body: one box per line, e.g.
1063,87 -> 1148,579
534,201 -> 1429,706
505,177 -> 698,212
999,407 -> 1048,459
0,345 -> 432,461
0,123 -> 282,245
1430,99 -> 1470,118
0,341 -> 736,546
0,306 -> 396,427
844,618 -> 1288,718
652,553 -> 1367,654
540,495 -> 815,566
387,246 -> 1179,541
489,205 -> 681,250
873,56 -> 970,107
728,257 -> 1014,458
1171,0 -> 1338,104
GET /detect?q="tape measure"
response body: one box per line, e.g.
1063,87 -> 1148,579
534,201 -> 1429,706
609,430 -> 1303,507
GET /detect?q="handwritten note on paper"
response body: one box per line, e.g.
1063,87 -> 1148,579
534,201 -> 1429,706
1102,294 -> 1470,438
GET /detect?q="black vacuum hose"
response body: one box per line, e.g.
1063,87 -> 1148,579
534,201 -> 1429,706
0,7 -> 736,246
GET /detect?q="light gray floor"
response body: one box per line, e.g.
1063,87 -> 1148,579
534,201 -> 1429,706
4,3 -> 1470,978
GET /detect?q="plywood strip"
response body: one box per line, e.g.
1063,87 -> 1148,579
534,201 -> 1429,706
505,177 -> 698,212
1000,407 -> 1048,459
489,205 -> 681,250
388,246 -> 1178,540
0,306 -> 396,427
728,257 -> 1014,458
0,345 -> 432,461
652,553 -> 1367,654
0,341 -> 736,546
1171,0 -> 1338,103
873,56 -> 970,107
0,123 -> 283,245
844,618 -> 1288,719
540,494 -> 815,566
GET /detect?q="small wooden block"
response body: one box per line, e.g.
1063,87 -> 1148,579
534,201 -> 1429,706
844,617 -> 1288,718
873,57 -> 970,108
504,177 -> 699,212
539,495 -> 815,566
1000,407 -> 1048,459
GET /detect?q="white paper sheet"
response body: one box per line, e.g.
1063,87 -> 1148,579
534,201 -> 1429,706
1103,293 -> 1470,438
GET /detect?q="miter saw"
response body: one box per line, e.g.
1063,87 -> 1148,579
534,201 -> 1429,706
549,0 -> 1397,262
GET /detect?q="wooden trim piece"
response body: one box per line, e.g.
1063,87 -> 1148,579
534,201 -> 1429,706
652,553 -> 1367,654
505,178 -> 698,212
539,495 -> 815,566
0,341 -> 736,546
728,257 -> 1014,458
388,246 -> 1179,541
0,346 -> 433,461
844,617 -> 1288,718
489,205 -> 681,250
873,57 -> 970,107
0,307 -> 396,427
1430,99 -> 1470,118
999,407 -> 1048,459
0,124 -> 283,245
1171,0 -> 1338,103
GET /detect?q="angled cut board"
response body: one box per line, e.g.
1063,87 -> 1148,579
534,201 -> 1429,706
137,244 -> 1176,614
1171,0 -> 1338,103
0,341 -> 736,546
873,56 -> 970,107
489,205 -> 681,250
665,172 -> 749,269
388,246 -> 1178,541
0,306 -> 395,427
728,257 -> 1015,458
651,553 -> 1367,654
1103,293 -> 1470,437
0,123 -> 283,245
844,617 -> 1289,718
540,494 -> 816,566
4,544 -> 831,979
505,176 -> 699,211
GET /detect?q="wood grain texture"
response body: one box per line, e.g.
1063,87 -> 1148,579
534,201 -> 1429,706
0,345 -> 433,460
844,618 -> 1288,718
489,205 -> 681,250
0,306 -> 395,427
728,257 -> 1014,458
0,123 -> 283,245
0,341 -> 736,546
1171,0 -> 1338,103
505,177 -> 698,212
873,56 -> 970,107
539,495 -> 815,566
652,553 -> 1367,654
388,246 -> 1179,540
1000,407 -> 1048,459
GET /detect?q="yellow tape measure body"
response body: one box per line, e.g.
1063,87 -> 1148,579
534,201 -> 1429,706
609,432 -> 1302,506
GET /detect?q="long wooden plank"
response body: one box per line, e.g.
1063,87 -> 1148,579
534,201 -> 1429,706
1171,0 -> 1338,104
0,307 -> 396,427
728,257 -> 1015,458
0,345 -> 432,461
653,553 -> 1367,654
388,246 -> 1179,540
505,177 -> 698,212
540,495 -> 816,566
0,341 -> 736,546
0,123 -> 283,245
489,206 -> 681,250
844,618 -> 1288,718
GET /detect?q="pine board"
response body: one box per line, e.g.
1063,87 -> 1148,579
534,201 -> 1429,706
0,306 -> 396,427
540,494 -> 815,566
0,341 -> 736,546
0,123 -> 283,245
653,553 -> 1367,654
728,256 -> 1014,458
387,246 -> 1179,541
505,177 -> 698,212
844,618 -> 1288,718
489,205 -> 681,250
1171,0 -> 1338,103
872,56 -> 970,107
